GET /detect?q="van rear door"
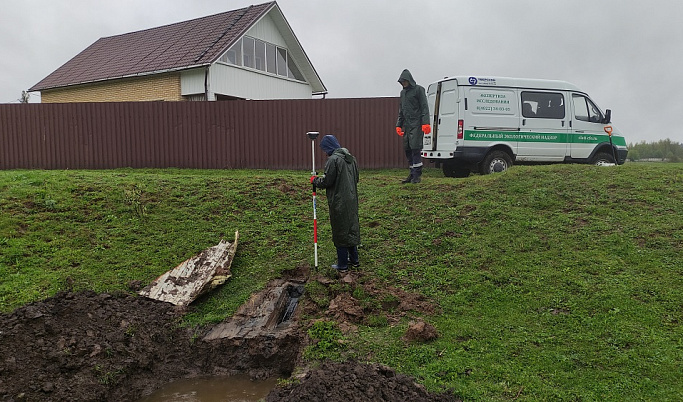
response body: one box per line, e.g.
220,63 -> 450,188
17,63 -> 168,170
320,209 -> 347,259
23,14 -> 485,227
427,79 -> 460,154
424,82 -> 439,151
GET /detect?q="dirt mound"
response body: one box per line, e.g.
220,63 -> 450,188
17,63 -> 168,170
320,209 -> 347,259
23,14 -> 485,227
404,319 -> 439,343
266,360 -> 461,402
0,291 -> 187,401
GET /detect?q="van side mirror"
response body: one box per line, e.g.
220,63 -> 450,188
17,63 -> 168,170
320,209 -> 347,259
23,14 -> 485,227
602,109 -> 612,124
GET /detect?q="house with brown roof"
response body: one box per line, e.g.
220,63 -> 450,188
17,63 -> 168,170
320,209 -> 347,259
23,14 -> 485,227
29,2 -> 326,103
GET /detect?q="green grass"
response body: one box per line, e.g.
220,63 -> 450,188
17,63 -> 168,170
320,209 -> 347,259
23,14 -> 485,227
1,164 -> 682,400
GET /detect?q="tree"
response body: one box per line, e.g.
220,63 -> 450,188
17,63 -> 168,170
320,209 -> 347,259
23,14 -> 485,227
19,91 -> 30,103
627,139 -> 683,162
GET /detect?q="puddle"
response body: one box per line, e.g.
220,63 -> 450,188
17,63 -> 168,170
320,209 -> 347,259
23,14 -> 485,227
140,280 -> 303,401
137,375 -> 277,402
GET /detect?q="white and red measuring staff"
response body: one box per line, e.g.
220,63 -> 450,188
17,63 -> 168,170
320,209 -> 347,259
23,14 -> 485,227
307,131 -> 320,271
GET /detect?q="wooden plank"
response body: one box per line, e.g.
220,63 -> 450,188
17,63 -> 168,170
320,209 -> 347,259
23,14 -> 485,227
139,231 -> 238,306
203,279 -> 304,341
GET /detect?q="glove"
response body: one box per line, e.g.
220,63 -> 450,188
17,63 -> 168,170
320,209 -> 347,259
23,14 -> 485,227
422,124 -> 432,134
396,127 -> 404,136
310,175 -> 317,183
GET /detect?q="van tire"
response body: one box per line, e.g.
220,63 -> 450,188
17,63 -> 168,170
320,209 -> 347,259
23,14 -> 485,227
480,151 -> 512,175
443,162 -> 470,178
453,168 -> 471,178
591,152 -> 616,166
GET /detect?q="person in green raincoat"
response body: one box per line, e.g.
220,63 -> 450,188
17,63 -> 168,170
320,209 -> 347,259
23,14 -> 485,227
396,69 -> 431,184
311,135 -> 360,272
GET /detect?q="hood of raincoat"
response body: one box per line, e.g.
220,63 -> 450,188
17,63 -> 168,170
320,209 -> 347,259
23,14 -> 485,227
320,135 -> 341,156
398,69 -> 417,87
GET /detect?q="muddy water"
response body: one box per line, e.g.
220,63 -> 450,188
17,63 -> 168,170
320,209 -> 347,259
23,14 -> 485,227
137,375 -> 278,402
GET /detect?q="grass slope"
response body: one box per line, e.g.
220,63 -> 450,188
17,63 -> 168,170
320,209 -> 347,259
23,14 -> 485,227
1,164 -> 681,400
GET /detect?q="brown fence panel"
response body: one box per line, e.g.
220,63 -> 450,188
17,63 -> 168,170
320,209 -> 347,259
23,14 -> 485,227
0,98 -> 404,170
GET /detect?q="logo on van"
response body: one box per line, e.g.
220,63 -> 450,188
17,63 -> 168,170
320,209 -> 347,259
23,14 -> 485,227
469,77 -> 498,86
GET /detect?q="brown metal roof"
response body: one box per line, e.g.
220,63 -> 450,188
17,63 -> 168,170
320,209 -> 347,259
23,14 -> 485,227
30,2 -> 275,91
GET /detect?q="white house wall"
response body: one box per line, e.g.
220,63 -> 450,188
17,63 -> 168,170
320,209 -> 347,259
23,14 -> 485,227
180,68 -> 206,96
209,63 -> 312,99
246,14 -> 287,47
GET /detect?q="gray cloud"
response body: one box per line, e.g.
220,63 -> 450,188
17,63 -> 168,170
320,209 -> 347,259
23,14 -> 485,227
2,0 -> 681,143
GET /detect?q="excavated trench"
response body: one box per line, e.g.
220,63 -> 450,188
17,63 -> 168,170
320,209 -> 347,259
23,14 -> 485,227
0,269 -> 461,401
137,280 -> 305,401
0,275 -> 308,402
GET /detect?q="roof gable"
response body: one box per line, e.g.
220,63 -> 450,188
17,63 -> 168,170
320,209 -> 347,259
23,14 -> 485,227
30,2 -> 277,91
258,4 -> 326,94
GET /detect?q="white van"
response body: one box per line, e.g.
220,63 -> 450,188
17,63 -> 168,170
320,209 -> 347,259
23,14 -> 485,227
422,76 -> 628,177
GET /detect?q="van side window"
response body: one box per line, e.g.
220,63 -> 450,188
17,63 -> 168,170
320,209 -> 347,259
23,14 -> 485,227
572,94 -> 604,123
521,92 -> 565,119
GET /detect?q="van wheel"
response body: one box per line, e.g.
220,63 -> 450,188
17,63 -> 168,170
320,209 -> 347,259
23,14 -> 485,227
591,152 -> 616,166
480,151 -> 512,175
443,163 -> 470,178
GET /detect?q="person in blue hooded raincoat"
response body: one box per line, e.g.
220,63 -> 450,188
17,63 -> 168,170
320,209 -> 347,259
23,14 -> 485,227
311,135 -> 360,272
396,69 -> 431,184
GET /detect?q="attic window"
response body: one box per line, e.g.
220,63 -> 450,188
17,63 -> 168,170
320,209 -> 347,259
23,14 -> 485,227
266,44 -> 277,74
224,40 -> 241,64
221,36 -> 304,81
243,37 -> 255,68
285,51 -> 304,81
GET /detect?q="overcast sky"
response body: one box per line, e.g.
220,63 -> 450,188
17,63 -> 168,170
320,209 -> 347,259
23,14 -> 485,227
1,0 -> 682,143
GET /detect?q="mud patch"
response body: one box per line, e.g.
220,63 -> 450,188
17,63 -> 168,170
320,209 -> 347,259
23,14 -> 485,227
304,270 -> 439,329
0,291 -> 297,402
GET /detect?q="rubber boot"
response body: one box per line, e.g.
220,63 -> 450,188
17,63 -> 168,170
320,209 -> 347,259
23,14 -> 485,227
401,171 -> 412,184
411,167 -> 422,184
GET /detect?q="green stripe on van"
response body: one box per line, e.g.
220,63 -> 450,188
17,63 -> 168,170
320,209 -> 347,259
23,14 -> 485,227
464,130 -> 627,146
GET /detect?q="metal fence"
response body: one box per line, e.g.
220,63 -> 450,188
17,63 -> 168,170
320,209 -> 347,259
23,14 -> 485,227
0,98 -> 404,170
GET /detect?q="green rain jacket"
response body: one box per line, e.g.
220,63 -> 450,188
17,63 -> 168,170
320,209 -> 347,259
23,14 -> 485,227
396,69 -> 430,150
313,148 -> 360,247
